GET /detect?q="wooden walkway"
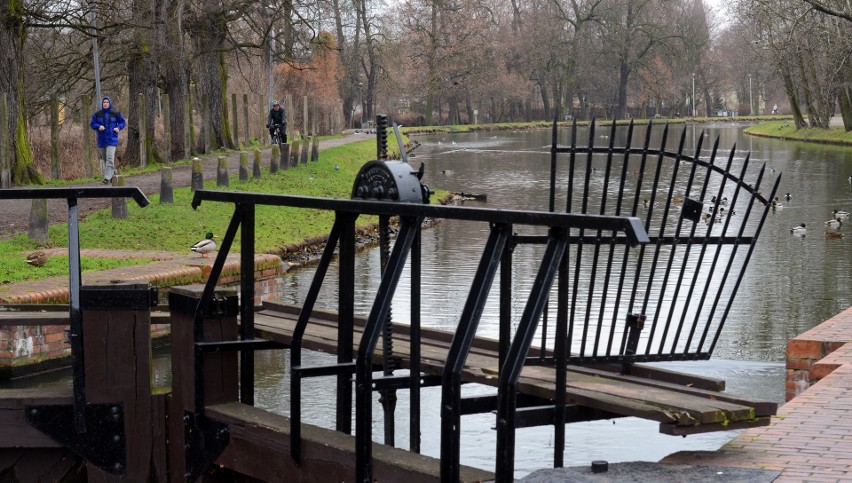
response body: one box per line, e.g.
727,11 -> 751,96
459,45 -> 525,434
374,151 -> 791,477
255,301 -> 776,435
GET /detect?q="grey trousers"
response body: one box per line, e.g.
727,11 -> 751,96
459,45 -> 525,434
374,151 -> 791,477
98,145 -> 117,181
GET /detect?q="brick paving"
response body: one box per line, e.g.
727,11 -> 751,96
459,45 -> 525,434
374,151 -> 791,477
664,306 -> 852,482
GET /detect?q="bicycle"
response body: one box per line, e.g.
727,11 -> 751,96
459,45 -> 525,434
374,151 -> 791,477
269,124 -> 285,145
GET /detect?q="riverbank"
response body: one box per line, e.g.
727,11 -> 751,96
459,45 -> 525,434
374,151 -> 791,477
744,119 -> 852,146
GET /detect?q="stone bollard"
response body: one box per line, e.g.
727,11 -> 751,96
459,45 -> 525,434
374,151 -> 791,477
112,175 -> 128,219
253,149 -> 262,178
239,152 -> 249,181
217,156 -> 229,187
160,167 -> 174,203
191,157 -> 204,191
28,199 -> 48,242
311,136 -> 319,162
290,140 -> 300,168
270,144 -> 279,174
300,137 -> 309,165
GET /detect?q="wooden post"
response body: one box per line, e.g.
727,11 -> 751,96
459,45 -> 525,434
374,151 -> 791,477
80,283 -> 164,481
160,167 -> 174,204
202,94 -> 210,154
50,95 -> 60,180
290,140 -> 300,169
300,137 -> 309,165
231,93 -> 239,147
139,93 -> 147,168
242,94 -> 250,146
0,92 -> 8,188
217,156 -> 229,187
239,152 -> 249,181
167,285 -> 238,482
270,144 -> 279,174
82,94 -> 93,178
28,199 -> 48,242
112,175 -> 128,219
286,94 -> 294,142
191,157 -> 204,191
253,148 -> 262,178
279,143 -> 289,170
162,93 -> 172,163
311,136 -> 319,162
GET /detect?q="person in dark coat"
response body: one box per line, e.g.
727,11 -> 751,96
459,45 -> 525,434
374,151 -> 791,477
266,99 -> 287,144
89,96 -> 126,184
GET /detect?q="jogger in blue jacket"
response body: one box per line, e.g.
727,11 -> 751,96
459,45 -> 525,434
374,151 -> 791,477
89,96 -> 126,184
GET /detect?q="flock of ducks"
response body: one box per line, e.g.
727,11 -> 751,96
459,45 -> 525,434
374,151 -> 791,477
789,204 -> 848,238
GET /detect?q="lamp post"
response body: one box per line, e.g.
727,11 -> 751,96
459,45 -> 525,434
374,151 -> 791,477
749,73 -> 753,116
691,73 -> 696,118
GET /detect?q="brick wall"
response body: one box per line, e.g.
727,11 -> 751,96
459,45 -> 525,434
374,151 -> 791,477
786,307 -> 852,401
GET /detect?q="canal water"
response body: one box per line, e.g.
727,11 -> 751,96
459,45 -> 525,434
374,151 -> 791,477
258,122 -> 851,476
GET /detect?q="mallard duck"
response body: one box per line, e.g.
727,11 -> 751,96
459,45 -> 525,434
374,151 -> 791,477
784,192 -> 792,201
825,219 -> 843,229
790,224 -> 807,236
25,251 -> 48,267
825,231 -> 843,239
833,210 -> 849,220
191,232 -> 217,258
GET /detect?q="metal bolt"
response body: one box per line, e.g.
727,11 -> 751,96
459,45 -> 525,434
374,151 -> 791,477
29,409 -> 38,416
183,415 -> 191,423
113,434 -> 121,442
113,462 -> 123,472
184,472 -> 192,479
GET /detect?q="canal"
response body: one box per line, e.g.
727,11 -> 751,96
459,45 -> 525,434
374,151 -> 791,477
261,122 -> 851,477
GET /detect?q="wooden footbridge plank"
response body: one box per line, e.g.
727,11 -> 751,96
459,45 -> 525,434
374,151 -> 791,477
254,302 -> 776,434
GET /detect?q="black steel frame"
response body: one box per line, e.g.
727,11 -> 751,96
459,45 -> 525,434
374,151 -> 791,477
189,189 -> 648,483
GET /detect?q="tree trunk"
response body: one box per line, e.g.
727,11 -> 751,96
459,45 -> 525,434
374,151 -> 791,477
195,11 -> 230,150
424,0 -> 439,126
539,81 -> 551,121
160,0 -> 187,160
126,0 -> 158,167
0,0 -> 42,185
779,57 -> 806,129
839,86 -> 852,131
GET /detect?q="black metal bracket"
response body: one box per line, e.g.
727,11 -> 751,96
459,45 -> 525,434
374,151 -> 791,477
80,286 -> 159,310
681,197 -> 703,223
183,411 -> 230,481
25,403 -> 126,474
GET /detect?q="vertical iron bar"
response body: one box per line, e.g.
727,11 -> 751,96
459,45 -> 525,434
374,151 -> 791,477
496,228 -> 567,482
239,203 -> 255,405
607,121 -> 645,356
553,248 -> 569,468
640,127 -> 686,354
290,218 -> 344,463
669,139 -> 720,352
67,198 -> 86,433
338,214 -> 356,434
441,223 -> 509,483
378,215 -> 397,446
591,120 -> 625,356
655,132 -> 704,354
565,121 -> 577,357
708,169 -> 781,353
577,121 -> 595,357
356,217 -> 420,483
193,204 -> 243,415
683,149 -> 738,350
410,227 -> 422,453
499,230 -> 514,370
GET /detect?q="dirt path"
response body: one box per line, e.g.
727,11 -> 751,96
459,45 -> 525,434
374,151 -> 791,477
0,134 -> 371,239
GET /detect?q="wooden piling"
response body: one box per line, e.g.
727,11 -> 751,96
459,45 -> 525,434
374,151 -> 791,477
80,283 -> 164,481
191,157 -> 204,191
270,145 -> 279,174
279,143 -> 289,170
253,149 -> 262,178
112,175 -> 128,219
239,152 -> 249,181
217,156 -> 229,187
300,137 -> 309,165
311,136 -> 319,162
290,140 -> 300,168
28,199 -> 48,242
243,94 -> 250,146
160,167 -> 174,204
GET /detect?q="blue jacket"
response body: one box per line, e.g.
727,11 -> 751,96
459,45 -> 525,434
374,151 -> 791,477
90,97 -> 126,147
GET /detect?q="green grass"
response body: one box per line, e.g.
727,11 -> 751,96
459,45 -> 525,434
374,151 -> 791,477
744,121 -> 852,146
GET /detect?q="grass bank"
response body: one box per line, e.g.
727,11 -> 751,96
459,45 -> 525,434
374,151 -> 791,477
744,121 -> 852,146
2,138 -> 447,285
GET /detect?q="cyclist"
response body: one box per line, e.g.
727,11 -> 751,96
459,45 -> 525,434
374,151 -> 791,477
266,100 -> 287,144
